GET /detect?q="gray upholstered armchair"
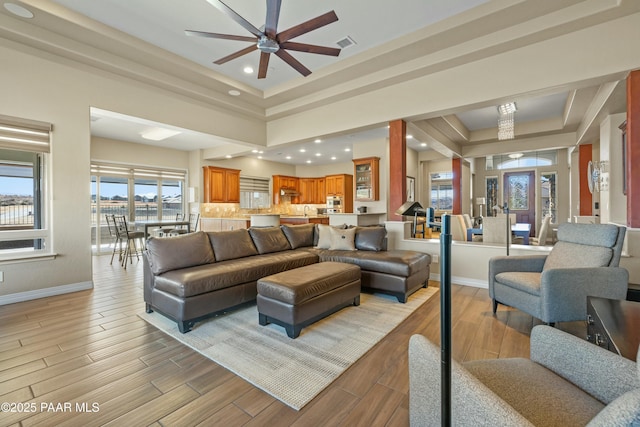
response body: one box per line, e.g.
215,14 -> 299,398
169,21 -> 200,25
489,223 -> 628,324
409,326 -> 640,426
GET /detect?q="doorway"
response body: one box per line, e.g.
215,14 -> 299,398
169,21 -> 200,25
503,171 -> 535,236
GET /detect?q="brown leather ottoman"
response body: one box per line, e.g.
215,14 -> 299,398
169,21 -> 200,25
257,262 -> 361,338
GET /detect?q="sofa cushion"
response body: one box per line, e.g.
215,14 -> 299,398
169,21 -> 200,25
281,224 -> 315,249
153,250 -> 318,297
207,229 -> 258,261
543,241 -> 613,271
315,224 -> 333,249
330,226 -> 357,250
249,227 -> 291,254
355,226 -> 387,251
494,272 -> 542,296
317,249 -> 430,278
146,231 -> 215,275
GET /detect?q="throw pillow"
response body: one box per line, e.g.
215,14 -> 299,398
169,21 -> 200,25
281,224 -> 315,249
315,224 -> 333,249
146,231 -> 215,275
329,226 -> 357,251
249,227 -> 291,254
207,229 -> 258,261
543,241 -> 613,271
355,226 -> 387,251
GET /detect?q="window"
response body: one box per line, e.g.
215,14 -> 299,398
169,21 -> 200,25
486,150 -> 557,170
430,172 -> 453,211
541,172 -> 557,223
0,115 -> 51,257
239,176 -> 270,209
91,163 -> 185,253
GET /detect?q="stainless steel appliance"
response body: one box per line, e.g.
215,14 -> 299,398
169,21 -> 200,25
326,196 -> 343,213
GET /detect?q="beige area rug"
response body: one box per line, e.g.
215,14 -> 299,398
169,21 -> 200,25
140,287 -> 437,410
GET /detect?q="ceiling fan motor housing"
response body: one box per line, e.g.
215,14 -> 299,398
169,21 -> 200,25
257,35 -> 279,53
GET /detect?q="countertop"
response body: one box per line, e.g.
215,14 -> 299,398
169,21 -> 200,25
328,212 -> 386,216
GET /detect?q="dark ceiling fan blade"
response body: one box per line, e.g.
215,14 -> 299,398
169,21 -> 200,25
280,42 -> 340,56
275,49 -> 311,77
258,52 -> 270,79
213,44 -> 258,65
264,0 -> 282,39
206,0 -> 263,38
277,10 -> 338,43
184,30 -> 257,42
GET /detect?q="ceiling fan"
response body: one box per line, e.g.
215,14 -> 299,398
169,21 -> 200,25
185,0 -> 341,79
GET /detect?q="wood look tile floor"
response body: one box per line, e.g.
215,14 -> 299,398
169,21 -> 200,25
0,255 -> 585,426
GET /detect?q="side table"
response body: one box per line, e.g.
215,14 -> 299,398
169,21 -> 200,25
586,296 -> 640,360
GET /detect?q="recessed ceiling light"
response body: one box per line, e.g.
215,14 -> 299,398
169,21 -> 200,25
421,143 -> 427,147
299,148 -> 306,153
344,148 -> 351,152
314,139 -> 322,143
285,155 -> 292,160
331,156 -> 337,160
407,134 -> 413,139
257,156 -> 263,159
4,3 -> 34,18
228,90 -> 241,96
140,127 -> 181,141
258,150 -> 264,154
306,160 -> 312,164
315,153 -> 321,157
251,149 -> 259,153
243,66 -> 254,74
225,155 -> 232,158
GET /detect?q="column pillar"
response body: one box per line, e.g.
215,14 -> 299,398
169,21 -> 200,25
389,120 -> 406,220
627,70 -> 640,227
579,144 -> 593,216
452,157 -> 462,214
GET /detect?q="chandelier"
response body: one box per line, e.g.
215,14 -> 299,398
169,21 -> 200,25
498,102 -> 517,140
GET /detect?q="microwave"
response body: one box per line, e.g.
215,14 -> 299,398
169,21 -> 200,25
326,196 -> 342,208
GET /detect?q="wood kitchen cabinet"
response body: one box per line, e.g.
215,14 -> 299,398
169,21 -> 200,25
325,174 -> 353,212
272,175 -> 299,204
353,157 -> 380,201
203,166 -> 240,203
299,177 -> 326,204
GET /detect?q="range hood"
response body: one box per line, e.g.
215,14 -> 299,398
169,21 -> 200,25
280,187 -> 300,196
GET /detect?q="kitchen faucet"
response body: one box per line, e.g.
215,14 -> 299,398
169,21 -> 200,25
304,205 -> 310,217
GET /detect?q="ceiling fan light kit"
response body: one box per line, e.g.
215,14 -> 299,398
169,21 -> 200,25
186,0 -> 341,79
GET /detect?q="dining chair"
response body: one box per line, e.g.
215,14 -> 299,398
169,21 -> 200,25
113,215 -> 145,269
105,214 -> 122,265
169,213 -> 200,235
482,216 -> 511,244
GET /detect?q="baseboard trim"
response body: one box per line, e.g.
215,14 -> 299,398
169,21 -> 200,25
0,281 -> 93,306
429,273 -> 488,289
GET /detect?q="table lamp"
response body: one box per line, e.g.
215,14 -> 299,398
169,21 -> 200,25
476,197 -> 486,217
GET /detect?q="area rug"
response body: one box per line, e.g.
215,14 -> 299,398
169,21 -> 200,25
140,287 -> 437,410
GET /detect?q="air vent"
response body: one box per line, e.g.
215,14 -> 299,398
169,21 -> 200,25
336,36 -> 356,49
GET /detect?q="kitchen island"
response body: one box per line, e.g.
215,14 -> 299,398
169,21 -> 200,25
329,212 -> 386,227
280,215 -> 329,225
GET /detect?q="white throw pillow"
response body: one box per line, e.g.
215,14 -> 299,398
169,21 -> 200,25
315,224 -> 333,249
329,227 -> 357,251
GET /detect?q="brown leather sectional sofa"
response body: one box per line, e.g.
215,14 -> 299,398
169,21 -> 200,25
143,223 -> 431,333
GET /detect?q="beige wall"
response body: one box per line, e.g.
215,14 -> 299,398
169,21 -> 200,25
0,40 -> 263,301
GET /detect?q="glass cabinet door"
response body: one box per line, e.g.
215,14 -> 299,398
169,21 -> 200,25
353,157 -> 380,201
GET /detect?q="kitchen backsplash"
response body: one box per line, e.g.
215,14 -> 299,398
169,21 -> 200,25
200,203 -> 326,218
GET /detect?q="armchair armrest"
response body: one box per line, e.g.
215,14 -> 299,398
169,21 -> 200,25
530,326 -> 638,404
540,267 -> 629,322
409,334 -> 533,426
488,255 -> 547,298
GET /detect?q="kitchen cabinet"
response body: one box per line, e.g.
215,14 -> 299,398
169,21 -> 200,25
325,174 -> 353,213
353,157 -> 380,201
203,166 -> 240,203
272,175 -> 299,205
299,178 -> 326,204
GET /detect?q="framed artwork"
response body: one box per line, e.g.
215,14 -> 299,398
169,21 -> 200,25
407,176 -> 415,202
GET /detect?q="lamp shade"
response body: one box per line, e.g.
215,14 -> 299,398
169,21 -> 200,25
476,197 -> 486,205
395,201 -> 424,216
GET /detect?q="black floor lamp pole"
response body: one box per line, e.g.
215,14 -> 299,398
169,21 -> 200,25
440,214 -> 452,426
